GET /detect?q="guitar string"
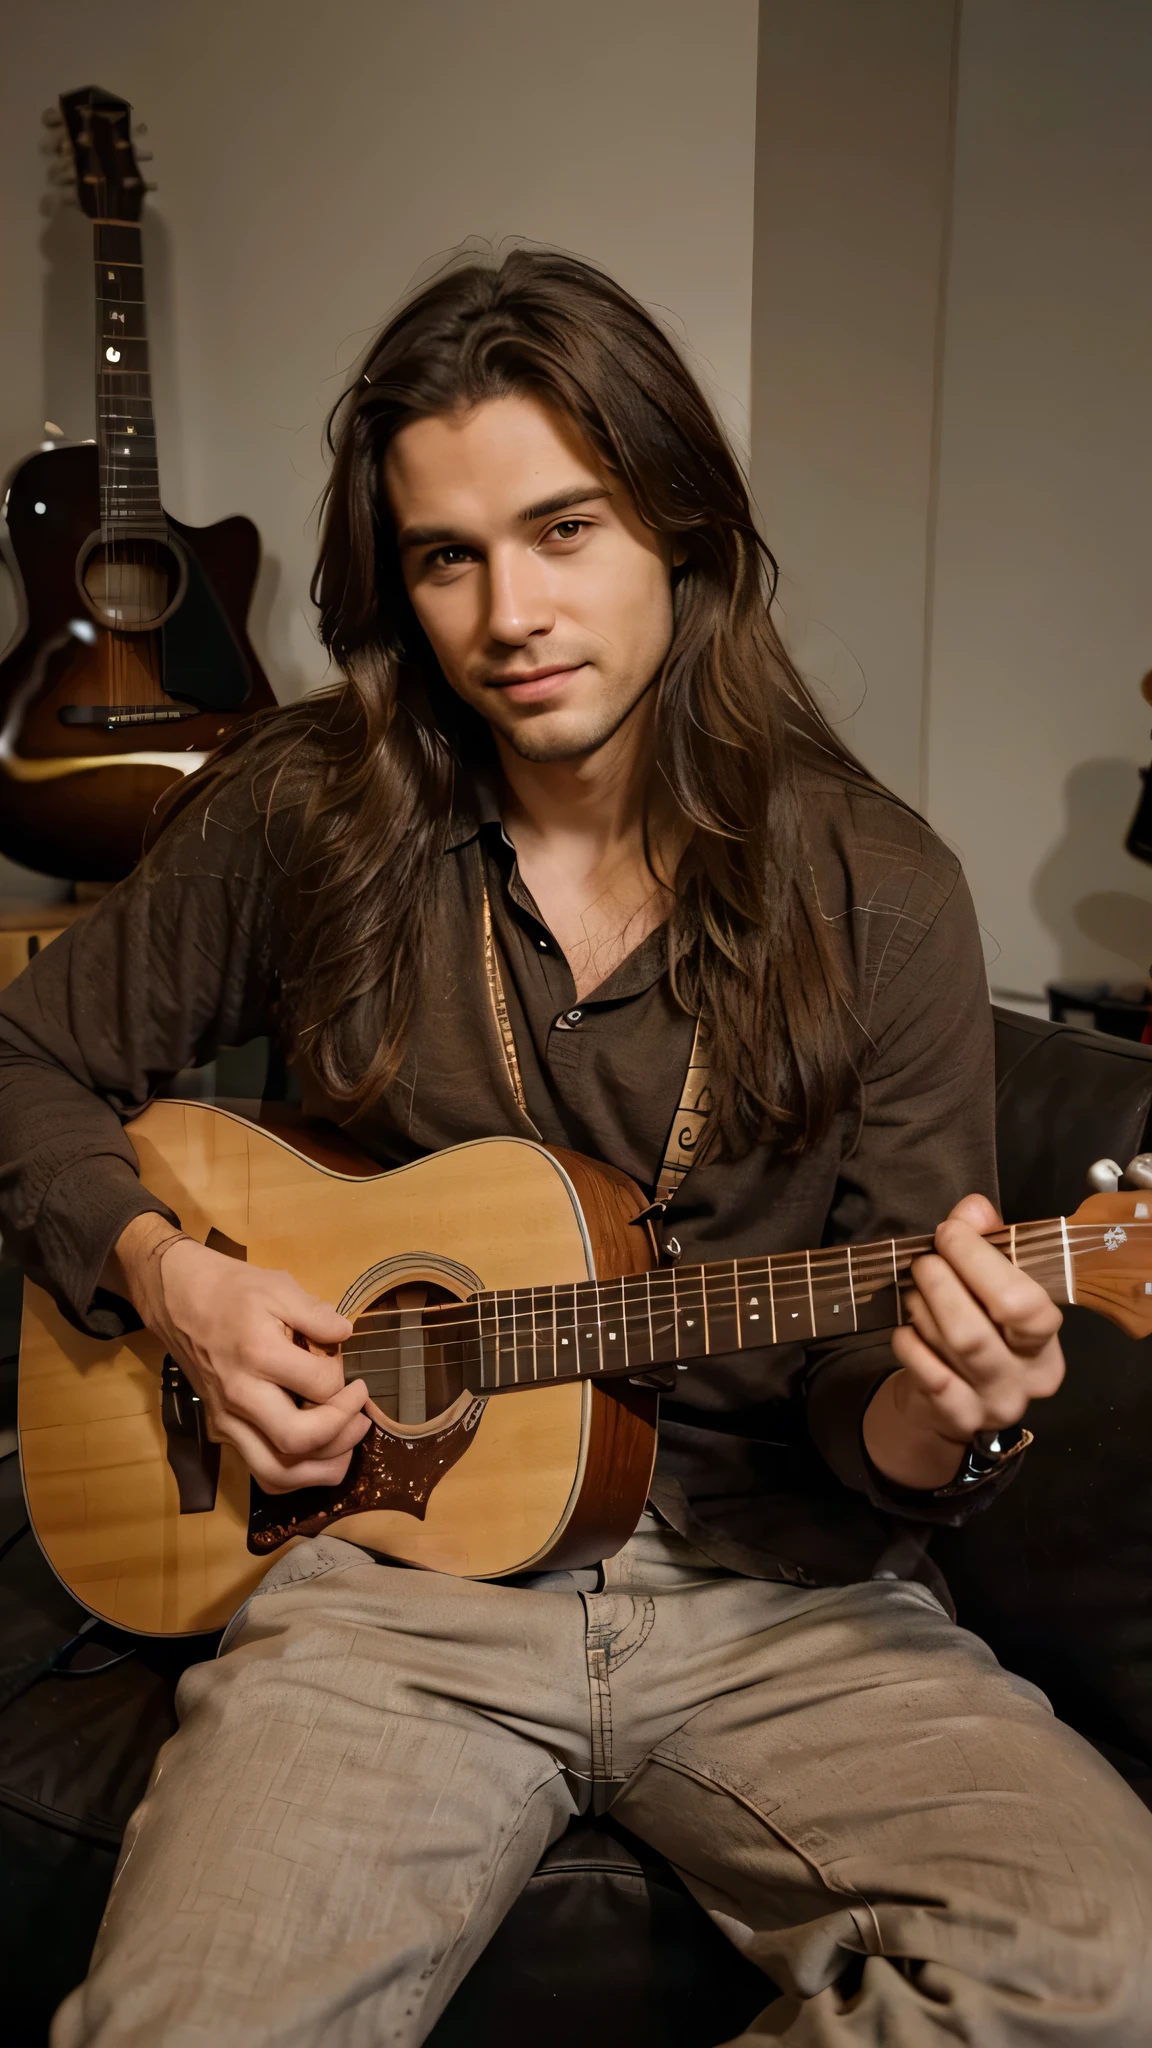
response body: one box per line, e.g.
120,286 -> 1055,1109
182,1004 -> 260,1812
338,1220 -> 1123,1384
342,1217 -> 1089,1339
93,99 -> 164,714
338,1219 -> 1131,1382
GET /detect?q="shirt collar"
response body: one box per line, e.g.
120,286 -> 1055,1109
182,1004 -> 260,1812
442,759 -> 504,852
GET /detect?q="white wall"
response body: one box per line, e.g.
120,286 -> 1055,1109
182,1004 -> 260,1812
0,0 -> 760,897
926,0 -> 1152,1005
750,0 -> 958,804
751,0 -> 1152,1009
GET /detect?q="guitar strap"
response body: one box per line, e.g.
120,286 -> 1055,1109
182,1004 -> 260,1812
481,875 -> 711,1206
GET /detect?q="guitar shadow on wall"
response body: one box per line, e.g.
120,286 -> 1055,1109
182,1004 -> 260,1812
1033,758 -> 1152,988
39,190 -> 186,512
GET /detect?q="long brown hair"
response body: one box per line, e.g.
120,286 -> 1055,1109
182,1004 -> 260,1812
177,249 -> 879,1153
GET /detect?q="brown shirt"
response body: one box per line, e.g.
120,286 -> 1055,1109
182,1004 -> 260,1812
0,751 -> 1007,1587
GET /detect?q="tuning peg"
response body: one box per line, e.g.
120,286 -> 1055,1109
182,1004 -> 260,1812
134,122 -> 148,135
1123,1154 -> 1152,1190
143,181 -> 159,193
41,107 -> 64,128
1086,1158 -> 1123,1194
134,149 -> 154,161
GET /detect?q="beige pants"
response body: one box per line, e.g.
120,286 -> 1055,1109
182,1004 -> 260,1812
54,1515 -> 1152,2047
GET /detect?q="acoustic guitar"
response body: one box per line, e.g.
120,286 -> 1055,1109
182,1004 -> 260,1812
17,1099 -> 1152,1638
0,85 -> 276,883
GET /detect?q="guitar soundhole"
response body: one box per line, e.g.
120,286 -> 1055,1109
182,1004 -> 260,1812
76,534 -> 187,632
354,1279 -> 468,1423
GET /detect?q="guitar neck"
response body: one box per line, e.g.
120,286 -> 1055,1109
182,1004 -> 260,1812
346,1217 -> 1079,1396
93,221 -> 164,540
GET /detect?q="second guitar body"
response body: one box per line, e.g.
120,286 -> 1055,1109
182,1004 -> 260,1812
0,442 -> 274,880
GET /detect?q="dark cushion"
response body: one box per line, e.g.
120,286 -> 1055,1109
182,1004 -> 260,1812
932,1009 -> 1152,1790
426,1819 -> 770,2048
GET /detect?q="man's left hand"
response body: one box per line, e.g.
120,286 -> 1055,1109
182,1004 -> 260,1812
861,1193 -> 1065,1492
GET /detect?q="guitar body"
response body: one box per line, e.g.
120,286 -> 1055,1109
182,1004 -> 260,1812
18,1104 -> 659,1637
0,444 -> 276,881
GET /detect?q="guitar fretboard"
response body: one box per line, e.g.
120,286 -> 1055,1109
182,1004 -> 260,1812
93,223 -> 163,538
342,1217 -> 1079,1393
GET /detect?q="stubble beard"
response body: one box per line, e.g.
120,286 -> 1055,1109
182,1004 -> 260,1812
489,673 -> 659,767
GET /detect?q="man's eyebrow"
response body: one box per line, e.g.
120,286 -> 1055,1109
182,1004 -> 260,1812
519,484 -> 612,523
397,484 -> 611,553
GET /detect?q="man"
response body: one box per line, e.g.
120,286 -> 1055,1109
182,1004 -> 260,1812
1,250 -> 1149,2045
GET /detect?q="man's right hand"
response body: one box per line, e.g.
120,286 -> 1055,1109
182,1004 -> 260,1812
105,1213 -> 371,1494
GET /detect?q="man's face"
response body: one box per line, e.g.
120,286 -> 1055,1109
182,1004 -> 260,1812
385,394 -> 678,763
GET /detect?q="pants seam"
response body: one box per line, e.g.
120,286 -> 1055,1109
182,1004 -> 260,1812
645,1746 -> 885,1956
411,1768 -> 568,2043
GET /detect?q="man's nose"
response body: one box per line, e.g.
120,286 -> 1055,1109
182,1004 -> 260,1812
485,545 -> 555,646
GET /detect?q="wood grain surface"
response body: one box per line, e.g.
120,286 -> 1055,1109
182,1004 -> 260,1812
19,1105 -> 658,1634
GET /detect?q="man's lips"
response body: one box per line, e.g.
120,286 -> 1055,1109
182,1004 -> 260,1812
486,663 -> 585,704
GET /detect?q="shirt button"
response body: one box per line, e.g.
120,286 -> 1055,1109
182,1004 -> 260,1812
537,938 -> 549,950
565,1009 -> 583,1025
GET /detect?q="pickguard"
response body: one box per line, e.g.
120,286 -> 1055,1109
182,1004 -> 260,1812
246,1397 -> 488,1553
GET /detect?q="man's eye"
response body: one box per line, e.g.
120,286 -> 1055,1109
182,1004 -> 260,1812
430,546 -> 472,568
549,520 -> 586,542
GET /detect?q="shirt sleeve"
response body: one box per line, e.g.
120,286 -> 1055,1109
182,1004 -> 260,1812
0,769 -> 283,1336
801,860 -> 1019,1525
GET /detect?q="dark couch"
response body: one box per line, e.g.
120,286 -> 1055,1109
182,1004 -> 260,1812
3,1008 -> 1152,2046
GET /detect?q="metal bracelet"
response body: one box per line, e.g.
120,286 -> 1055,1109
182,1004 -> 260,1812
935,1422 -> 1032,1494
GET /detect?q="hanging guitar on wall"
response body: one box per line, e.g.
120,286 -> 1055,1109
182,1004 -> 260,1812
0,84 -> 277,883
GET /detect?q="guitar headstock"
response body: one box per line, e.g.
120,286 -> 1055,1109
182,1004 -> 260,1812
58,86 -> 145,222
1066,1191 -> 1152,1337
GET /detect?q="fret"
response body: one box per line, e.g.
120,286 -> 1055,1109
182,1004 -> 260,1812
529,1285 -> 550,1379
509,1289 -> 529,1384
621,1272 -> 654,1365
642,1269 -> 679,1367
1060,1216 -> 1076,1303
573,1280 -> 602,1376
736,1268 -> 771,1341
891,1240 -> 902,1324
598,1276 -> 629,1368
98,300 -> 148,341
503,1287 -> 522,1384
91,219 -> 161,538
765,1253 -> 815,1340
673,1263 -> 707,1357
98,267 -> 145,303
841,1243 -> 908,1334
98,337 -> 151,375
554,1282 -> 577,1375
476,1290 -> 498,1389
809,1245 -> 856,1336
700,1263 -> 740,1354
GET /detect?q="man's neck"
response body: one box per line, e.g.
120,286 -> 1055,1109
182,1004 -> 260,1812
491,694 -> 683,999
494,696 -> 658,877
